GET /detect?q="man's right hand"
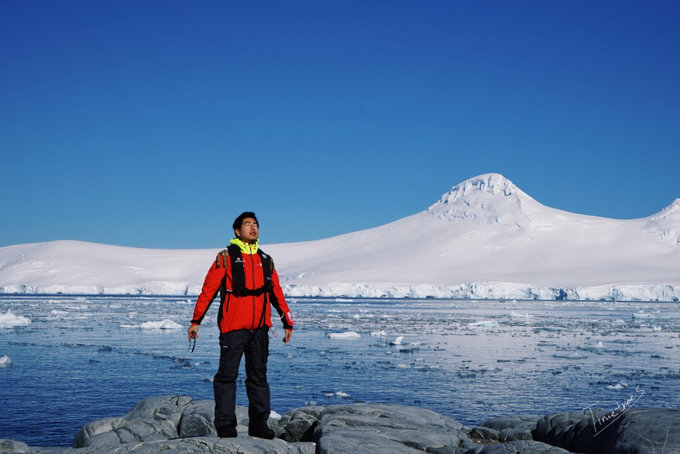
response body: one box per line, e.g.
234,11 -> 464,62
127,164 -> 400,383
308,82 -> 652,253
188,324 -> 199,341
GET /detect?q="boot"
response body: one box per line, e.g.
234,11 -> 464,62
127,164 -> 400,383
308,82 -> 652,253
216,426 -> 237,438
248,423 -> 275,439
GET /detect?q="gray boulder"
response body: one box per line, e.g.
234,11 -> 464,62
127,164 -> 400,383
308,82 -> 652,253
312,403 -> 475,454
467,426 -> 499,444
69,436 -> 313,453
277,406 -> 325,442
533,407 -> 680,453
0,439 -> 29,453
72,395 -> 279,451
464,440 -> 572,454
610,408 -> 680,453
73,395 -> 195,448
533,409 -> 600,452
473,414 -> 540,442
176,399 -> 215,438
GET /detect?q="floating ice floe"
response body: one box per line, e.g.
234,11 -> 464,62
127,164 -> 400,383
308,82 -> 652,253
389,336 -> 404,345
0,311 -> 31,329
329,331 -> 361,340
606,381 -> 628,390
335,391 -> 350,398
141,319 -> 183,329
0,355 -> 12,367
552,352 -> 589,360
120,319 -> 183,330
370,330 -> 387,337
352,312 -> 374,319
467,320 -> 499,329
632,310 -> 659,319
509,311 -> 533,318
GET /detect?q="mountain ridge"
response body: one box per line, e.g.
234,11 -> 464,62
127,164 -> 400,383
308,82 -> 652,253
1,173 -> 678,301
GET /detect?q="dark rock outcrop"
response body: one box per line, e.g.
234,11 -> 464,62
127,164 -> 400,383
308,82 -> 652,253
311,403 -> 474,453
466,440 -> 573,454
472,414 -> 540,443
533,407 -> 680,453
1,395 -> 678,454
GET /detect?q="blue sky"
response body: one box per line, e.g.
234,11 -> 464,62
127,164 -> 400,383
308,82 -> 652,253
2,1 -> 679,248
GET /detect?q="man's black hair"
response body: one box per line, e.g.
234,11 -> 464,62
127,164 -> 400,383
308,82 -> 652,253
233,211 -> 259,232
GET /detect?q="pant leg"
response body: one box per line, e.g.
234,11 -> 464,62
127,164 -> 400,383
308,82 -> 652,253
213,330 -> 248,431
244,327 -> 271,427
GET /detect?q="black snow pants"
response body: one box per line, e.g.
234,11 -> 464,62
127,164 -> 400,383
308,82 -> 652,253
213,327 -> 270,432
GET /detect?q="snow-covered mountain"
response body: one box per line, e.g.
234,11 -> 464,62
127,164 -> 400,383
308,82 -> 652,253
1,173 -> 678,301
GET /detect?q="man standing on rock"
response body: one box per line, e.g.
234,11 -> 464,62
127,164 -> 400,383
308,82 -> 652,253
187,212 -> 294,439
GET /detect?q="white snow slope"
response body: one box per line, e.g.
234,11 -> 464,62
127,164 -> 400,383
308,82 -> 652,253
1,174 -> 678,301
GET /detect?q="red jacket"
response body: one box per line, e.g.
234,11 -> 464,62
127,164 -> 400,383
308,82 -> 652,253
191,240 -> 294,333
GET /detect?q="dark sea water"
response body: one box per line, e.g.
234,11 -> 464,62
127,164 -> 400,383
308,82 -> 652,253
0,295 -> 678,447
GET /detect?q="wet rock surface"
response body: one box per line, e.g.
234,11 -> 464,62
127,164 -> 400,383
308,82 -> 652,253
532,407 -> 680,454
1,395 -> 677,453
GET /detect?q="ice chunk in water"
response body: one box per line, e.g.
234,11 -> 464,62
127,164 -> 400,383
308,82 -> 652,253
510,311 -> 533,318
390,336 -> 404,345
140,319 -> 183,329
632,310 -> 659,319
0,311 -> 31,328
329,331 -> 360,340
468,320 -> 499,328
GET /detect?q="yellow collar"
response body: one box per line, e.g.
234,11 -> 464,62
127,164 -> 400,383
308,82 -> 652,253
229,237 -> 259,254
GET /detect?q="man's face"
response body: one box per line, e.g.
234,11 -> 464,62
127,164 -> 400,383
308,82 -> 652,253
235,217 -> 259,243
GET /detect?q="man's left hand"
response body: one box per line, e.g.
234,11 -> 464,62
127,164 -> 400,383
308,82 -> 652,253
283,329 -> 293,344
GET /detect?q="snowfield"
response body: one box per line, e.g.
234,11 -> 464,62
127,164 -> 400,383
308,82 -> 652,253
1,173 -> 678,301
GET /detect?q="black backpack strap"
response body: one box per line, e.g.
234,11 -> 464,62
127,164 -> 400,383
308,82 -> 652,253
255,248 -> 274,329
257,249 -> 274,288
227,244 -> 246,295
